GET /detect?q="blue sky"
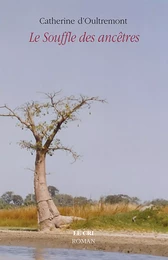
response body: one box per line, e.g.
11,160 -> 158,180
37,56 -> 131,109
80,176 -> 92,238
0,1 -> 168,202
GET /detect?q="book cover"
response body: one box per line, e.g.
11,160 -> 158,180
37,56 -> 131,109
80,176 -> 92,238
0,1 -> 167,258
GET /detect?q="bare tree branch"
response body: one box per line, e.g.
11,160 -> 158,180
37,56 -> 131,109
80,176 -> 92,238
0,93 -> 106,160
25,167 -> 51,175
0,105 -> 30,128
48,145 -> 80,163
0,104 -> 40,139
19,140 -> 36,150
43,116 -> 64,151
43,95 -> 106,153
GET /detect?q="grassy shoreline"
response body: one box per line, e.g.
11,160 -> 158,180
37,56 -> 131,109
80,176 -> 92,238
1,204 -> 168,233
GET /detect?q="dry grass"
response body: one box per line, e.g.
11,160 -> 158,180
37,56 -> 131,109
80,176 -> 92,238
3,203 -> 168,231
0,206 -> 37,228
0,203 -> 138,228
161,205 -> 168,214
59,203 -> 138,219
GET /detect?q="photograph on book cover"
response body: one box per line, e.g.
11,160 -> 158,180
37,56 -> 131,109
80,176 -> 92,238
0,1 -> 168,259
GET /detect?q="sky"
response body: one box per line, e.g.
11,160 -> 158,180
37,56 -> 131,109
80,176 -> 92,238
0,1 -> 168,202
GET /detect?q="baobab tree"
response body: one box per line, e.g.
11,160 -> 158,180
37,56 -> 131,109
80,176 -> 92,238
0,92 -> 105,231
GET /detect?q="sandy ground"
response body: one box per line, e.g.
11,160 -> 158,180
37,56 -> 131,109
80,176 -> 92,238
0,229 -> 168,257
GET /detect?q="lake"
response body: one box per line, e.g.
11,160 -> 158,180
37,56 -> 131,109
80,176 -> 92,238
0,246 -> 167,260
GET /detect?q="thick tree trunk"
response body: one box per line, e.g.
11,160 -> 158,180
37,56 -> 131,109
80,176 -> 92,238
34,150 -> 84,231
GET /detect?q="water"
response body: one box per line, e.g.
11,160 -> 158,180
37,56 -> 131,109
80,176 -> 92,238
0,246 -> 167,260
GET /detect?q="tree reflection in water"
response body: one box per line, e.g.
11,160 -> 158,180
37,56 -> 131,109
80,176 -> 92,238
33,248 -> 44,260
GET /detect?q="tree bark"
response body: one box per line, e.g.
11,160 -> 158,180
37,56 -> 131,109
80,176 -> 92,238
34,150 -> 84,231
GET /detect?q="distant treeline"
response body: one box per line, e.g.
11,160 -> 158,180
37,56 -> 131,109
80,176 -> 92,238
0,186 -> 168,209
